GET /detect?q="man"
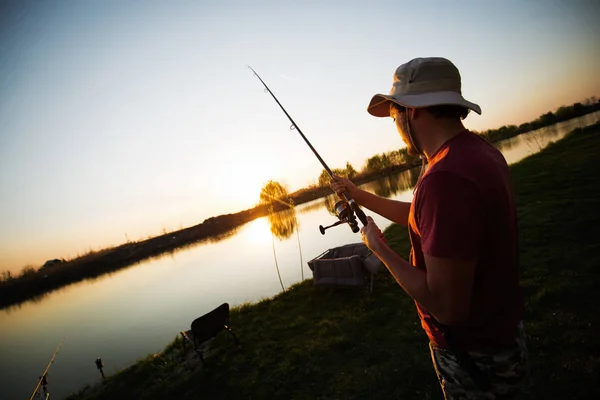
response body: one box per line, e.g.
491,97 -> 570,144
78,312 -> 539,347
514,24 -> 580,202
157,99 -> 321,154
331,57 -> 528,399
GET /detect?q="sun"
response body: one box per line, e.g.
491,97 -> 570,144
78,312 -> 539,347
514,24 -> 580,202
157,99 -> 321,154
243,217 -> 272,245
228,162 -> 276,209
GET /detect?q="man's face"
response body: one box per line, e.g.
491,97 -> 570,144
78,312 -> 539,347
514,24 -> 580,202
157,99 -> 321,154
390,104 -> 419,156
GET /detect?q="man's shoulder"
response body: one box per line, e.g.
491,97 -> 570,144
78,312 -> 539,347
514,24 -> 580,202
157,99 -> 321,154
459,131 -> 507,163
430,131 -> 509,179
449,131 -> 502,158
417,170 -> 481,204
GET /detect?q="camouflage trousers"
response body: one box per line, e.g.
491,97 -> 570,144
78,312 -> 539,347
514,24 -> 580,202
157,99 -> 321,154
429,322 -> 529,400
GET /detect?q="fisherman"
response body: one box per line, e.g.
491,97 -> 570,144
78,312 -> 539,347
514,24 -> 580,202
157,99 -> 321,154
331,57 -> 528,399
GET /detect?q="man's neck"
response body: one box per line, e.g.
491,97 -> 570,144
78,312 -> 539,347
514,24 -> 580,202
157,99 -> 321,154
421,121 -> 467,160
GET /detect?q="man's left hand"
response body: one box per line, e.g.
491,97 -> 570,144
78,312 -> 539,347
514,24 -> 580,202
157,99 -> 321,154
360,216 -> 385,253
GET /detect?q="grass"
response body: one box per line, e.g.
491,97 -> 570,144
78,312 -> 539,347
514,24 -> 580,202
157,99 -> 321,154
66,122 -> 600,399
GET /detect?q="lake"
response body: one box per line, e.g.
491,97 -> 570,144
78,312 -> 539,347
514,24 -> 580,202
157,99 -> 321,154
1,111 -> 599,399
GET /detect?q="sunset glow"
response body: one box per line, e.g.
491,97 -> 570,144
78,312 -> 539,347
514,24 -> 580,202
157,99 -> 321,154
243,217 -> 273,245
1,0 -> 599,273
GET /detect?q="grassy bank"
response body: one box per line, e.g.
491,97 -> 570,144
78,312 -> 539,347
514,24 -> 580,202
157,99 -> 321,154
65,122 -> 600,399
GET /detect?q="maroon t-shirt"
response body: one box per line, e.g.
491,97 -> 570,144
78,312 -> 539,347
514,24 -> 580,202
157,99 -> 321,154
408,130 -> 525,351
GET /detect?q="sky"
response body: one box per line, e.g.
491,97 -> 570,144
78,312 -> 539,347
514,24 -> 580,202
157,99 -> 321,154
1,0 -> 599,273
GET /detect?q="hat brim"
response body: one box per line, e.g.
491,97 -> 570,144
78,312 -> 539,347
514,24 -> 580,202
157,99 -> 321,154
367,91 -> 482,117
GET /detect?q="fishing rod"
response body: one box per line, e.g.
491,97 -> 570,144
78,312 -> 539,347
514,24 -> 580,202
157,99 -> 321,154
29,338 -> 65,400
247,66 -> 368,235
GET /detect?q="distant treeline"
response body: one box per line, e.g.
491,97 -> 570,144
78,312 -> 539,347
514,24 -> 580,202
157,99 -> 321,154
475,97 -> 600,143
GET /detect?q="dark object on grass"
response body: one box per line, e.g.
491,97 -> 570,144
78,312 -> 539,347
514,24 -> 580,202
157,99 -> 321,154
180,303 -> 239,366
42,259 -> 64,269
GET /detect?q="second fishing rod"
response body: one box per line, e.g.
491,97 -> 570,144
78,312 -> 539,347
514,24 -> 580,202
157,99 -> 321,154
248,66 -> 368,235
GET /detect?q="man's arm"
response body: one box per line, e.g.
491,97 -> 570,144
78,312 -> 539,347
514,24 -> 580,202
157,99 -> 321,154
353,189 -> 411,226
362,171 -> 483,325
368,239 -> 476,325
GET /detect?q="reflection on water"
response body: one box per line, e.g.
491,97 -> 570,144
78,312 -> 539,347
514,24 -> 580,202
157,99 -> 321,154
322,195 -> 338,216
361,166 -> 422,197
267,208 -> 298,240
494,111 -> 600,165
297,199 -> 326,214
494,134 -> 520,152
266,206 -> 305,283
1,224 -> 244,315
203,225 -> 242,244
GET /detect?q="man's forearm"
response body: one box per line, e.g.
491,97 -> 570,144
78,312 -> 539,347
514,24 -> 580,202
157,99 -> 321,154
353,189 -> 411,226
373,242 -> 440,317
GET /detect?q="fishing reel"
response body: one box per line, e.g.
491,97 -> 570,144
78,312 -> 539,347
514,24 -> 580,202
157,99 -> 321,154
319,200 -> 360,235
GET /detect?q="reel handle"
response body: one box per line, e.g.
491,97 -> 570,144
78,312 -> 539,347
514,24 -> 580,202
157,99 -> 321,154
319,220 -> 346,235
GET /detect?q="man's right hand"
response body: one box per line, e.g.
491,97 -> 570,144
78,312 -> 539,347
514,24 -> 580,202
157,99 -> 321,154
330,175 -> 360,200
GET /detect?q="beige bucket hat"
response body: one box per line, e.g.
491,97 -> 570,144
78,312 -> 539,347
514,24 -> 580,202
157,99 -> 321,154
367,57 -> 482,117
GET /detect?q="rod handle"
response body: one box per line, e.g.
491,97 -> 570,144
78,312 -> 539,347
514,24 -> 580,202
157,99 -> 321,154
345,196 -> 386,243
344,195 -> 368,226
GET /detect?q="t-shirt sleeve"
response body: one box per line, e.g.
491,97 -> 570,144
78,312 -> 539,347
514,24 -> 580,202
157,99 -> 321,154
416,171 -> 483,261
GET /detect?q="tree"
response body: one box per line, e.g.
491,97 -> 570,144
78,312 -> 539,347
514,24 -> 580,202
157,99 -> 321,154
387,149 -> 405,166
1,270 -> 14,282
572,102 -> 585,115
317,165 -> 354,187
583,96 -> 598,106
345,162 -> 357,179
538,112 -> 556,126
363,153 -> 392,172
555,106 -> 571,121
518,122 -> 532,133
260,180 -> 289,206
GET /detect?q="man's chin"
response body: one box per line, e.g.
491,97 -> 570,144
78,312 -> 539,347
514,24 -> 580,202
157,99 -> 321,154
400,135 -> 418,157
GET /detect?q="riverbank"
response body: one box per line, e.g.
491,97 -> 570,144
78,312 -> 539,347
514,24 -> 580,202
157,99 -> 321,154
1,108 -> 597,310
65,122 -> 600,399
